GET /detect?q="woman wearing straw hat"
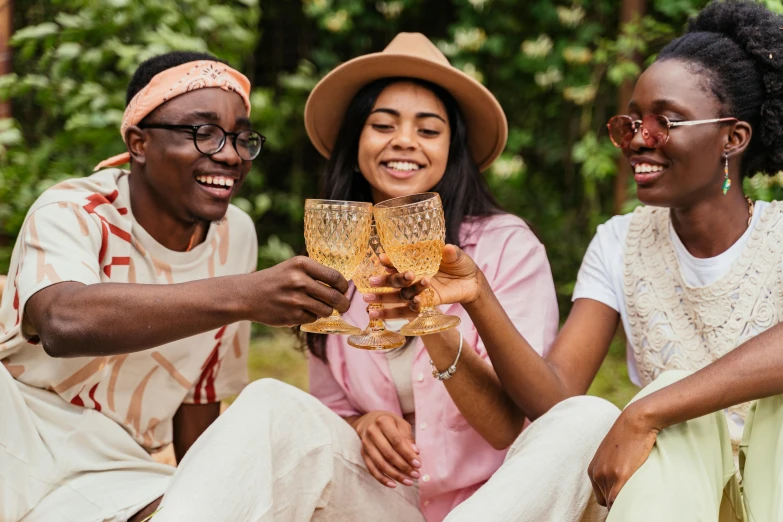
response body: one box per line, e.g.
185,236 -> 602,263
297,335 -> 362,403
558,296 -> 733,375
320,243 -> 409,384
150,33 -> 611,522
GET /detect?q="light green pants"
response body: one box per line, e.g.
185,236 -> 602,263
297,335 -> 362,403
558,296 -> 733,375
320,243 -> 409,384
607,370 -> 783,522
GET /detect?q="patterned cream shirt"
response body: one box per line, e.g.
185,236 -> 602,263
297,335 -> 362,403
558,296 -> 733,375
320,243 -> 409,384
0,169 -> 257,451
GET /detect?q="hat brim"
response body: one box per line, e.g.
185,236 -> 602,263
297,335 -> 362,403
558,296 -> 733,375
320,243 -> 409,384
304,53 -> 508,172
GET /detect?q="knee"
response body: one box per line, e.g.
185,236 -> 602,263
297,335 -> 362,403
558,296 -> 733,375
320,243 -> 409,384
234,378 -> 305,410
552,395 -> 622,429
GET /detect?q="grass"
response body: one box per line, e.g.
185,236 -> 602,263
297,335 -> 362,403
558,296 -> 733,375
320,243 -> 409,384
245,329 -> 640,409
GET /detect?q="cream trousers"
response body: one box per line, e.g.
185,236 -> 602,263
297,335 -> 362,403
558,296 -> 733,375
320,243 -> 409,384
157,381 -> 620,522
608,370 -> 783,522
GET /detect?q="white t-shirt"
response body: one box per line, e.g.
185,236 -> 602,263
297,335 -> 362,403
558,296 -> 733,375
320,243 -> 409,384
573,201 -> 770,386
0,168 -> 258,451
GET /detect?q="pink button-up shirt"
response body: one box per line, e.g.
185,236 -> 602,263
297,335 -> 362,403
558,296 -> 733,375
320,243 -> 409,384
309,213 -> 559,522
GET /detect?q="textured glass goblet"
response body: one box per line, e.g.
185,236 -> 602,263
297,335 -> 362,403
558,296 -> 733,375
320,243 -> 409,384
300,199 -> 372,335
347,227 -> 407,350
373,193 -> 460,336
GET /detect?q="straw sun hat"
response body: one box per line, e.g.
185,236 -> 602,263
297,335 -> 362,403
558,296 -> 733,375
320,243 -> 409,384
304,32 -> 508,172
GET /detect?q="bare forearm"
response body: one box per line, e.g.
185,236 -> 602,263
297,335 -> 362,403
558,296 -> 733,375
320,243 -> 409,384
635,323 -> 783,430
424,329 -> 525,449
30,276 -> 250,358
462,275 -> 573,420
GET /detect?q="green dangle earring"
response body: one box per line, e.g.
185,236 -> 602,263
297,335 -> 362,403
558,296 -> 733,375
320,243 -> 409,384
722,153 -> 731,195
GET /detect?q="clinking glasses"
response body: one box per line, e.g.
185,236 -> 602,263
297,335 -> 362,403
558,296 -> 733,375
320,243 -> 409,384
138,123 -> 266,160
607,114 -> 737,149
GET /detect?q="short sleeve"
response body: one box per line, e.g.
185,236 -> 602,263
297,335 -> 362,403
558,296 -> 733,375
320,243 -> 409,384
571,214 -> 631,312
16,203 -> 103,339
183,321 -> 250,404
309,353 -> 361,418
473,221 -> 559,357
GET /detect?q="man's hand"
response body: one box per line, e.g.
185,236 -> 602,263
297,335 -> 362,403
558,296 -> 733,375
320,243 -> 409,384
350,411 -> 422,488
247,256 -> 350,327
588,404 -> 659,510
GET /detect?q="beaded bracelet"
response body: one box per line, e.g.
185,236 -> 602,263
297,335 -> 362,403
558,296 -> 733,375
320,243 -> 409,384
429,332 -> 463,381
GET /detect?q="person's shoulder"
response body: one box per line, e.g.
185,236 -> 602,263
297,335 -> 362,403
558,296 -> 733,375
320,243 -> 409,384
594,211 -> 635,243
461,213 -> 537,246
224,204 -> 256,235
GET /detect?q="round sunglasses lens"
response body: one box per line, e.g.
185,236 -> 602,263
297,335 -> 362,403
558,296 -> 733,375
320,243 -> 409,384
608,116 -> 634,148
237,131 -> 263,160
194,124 -> 225,155
641,115 -> 669,148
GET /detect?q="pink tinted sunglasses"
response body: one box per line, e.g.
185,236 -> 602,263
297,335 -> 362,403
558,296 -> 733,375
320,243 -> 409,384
607,114 -> 737,149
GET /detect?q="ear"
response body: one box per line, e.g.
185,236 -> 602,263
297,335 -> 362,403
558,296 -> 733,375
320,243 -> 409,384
126,126 -> 147,166
724,120 -> 752,159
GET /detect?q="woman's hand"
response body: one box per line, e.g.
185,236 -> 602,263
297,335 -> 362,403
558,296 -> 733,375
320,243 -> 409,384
364,245 -> 483,319
587,403 -> 660,510
350,411 -> 422,488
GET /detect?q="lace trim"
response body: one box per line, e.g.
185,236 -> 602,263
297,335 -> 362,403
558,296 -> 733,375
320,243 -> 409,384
623,202 -> 783,440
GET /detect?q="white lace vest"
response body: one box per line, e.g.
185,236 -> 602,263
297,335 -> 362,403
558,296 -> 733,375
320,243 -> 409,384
623,202 -> 783,448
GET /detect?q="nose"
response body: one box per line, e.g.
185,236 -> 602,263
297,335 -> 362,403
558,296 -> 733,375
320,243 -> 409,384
628,123 -> 652,152
211,136 -> 244,166
389,123 -> 417,151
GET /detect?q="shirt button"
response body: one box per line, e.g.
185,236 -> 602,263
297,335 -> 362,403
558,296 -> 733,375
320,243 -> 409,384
424,500 -> 430,506
417,373 -> 424,382
420,422 -> 428,430
422,474 -> 431,482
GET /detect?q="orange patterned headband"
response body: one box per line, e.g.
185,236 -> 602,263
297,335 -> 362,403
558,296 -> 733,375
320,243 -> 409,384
94,60 -> 252,171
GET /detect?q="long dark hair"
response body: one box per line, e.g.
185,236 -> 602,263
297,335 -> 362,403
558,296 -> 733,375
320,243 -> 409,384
306,77 -> 503,360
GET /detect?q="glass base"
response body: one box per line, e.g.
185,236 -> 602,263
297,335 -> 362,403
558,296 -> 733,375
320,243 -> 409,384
400,310 -> 461,336
347,328 -> 406,351
300,314 -> 361,335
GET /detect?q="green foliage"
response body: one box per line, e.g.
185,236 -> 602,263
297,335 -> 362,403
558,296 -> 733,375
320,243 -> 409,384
3,0 -> 783,305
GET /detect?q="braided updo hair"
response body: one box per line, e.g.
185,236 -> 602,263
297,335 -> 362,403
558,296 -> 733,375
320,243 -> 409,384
657,0 -> 783,177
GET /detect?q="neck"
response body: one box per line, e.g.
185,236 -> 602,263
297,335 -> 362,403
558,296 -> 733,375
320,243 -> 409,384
128,169 -> 206,252
371,187 -> 391,204
670,190 -> 751,259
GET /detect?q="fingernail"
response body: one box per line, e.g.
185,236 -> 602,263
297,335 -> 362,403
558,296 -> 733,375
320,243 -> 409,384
369,276 -> 382,285
405,272 -> 414,281
386,481 -> 396,488
412,444 -> 420,453
368,310 -> 380,318
363,294 -> 377,302
403,479 -> 414,486
410,470 -> 421,479
412,459 -> 422,468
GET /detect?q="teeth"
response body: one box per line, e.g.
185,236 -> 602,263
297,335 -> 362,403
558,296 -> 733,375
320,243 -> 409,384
634,163 -> 665,174
386,161 -> 420,172
195,175 -> 235,188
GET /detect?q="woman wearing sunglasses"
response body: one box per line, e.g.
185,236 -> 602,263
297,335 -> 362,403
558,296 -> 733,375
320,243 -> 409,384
372,1 -> 783,520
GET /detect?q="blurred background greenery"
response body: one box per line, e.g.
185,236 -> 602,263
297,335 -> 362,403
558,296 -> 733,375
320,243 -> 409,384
2,0 -> 783,407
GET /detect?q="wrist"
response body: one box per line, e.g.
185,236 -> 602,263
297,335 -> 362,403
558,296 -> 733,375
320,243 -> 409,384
227,272 -> 257,322
625,397 -> 665,434
464,270 -> 490,309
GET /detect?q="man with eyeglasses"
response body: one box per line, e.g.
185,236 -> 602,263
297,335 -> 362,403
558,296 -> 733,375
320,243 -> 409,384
0,51 -> 350,522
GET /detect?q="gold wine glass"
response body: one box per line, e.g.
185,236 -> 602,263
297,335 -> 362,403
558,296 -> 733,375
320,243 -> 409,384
373,193 -> 460,336
347,225 -> 407,351
300,199 -> 372,335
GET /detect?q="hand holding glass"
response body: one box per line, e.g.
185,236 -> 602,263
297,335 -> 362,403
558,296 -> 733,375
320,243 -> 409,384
373,193 -> 460,336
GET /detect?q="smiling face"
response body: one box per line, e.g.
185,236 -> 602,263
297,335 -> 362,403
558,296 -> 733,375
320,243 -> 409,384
623,59 -> 736,207
357,81 -> 451,202
130,88 -> 252,223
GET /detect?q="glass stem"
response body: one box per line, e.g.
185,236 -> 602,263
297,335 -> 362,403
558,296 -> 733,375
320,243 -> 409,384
367,303 -> 387,331
329,309 -> 341,318
419,287 -> 437,316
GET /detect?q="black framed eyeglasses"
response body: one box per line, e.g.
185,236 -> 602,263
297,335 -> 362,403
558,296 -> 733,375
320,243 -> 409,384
138,123 -> 266,161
